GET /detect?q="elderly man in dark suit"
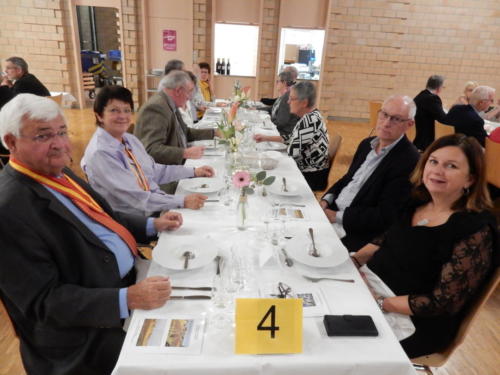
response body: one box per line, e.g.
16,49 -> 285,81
413,75 -> 447,151
320,95 -> 420,252
1,57 -> 51,101
134,70 -> 219,166
0,94 -> 184,375
442,85 -> 493,147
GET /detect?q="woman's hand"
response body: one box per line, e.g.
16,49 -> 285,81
154,211 -> 183,232
194,166 -> 214,177
254,134 -> 269,143
183,146 -> 205,159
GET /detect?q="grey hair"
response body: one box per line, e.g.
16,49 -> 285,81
0,94 -> 64,149
283,65 -> 298,81
157,70 -> 191,92
291,81 -> 316,107
470,86 -> 495,107
383,95 -> 417,120
464,81 -> 478,91
426,75 -> 445,90
278,70 -> 294,86
6,56 -> 29,74
164,59 -> 184,75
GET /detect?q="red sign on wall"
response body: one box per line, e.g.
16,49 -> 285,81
163,29 -> 177,51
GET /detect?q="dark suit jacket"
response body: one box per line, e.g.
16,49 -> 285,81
11,73 -> 51,97
443,104 -> 487,146
134,91 -> 214,165
0,165 -> 151,375
413,89 -> 447,150
323,136 -> 420,252
269,91 -> 300,138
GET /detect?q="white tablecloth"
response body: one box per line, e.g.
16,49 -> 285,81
112,120 -> 416,375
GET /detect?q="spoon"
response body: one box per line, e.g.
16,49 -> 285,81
182,251 -> 195,269
282,177 -> 288,192
308,228 -> 320,257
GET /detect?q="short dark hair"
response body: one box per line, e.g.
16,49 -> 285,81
186,70 -> 197,84
426,75 -> 445,90
6,56 -> 28,74
410,134 -> 492,211
198,62 -> 210,73
164,59 -> 184,75
93,86 -> 134,126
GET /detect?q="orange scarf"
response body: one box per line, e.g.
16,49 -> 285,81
10,158 -> 138,256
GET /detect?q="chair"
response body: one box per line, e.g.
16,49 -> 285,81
412,268 -> 500,374
435,121 -> 454,138
327,132 -> 342,183
82,72 -> 96,99
369,100 -> 383,128
47,94 -> 63,105
485,137 -> 500,188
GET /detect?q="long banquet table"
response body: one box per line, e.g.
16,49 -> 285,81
112,113 -> 417,375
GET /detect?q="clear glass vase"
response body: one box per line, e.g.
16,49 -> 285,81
236,193 -> 248,230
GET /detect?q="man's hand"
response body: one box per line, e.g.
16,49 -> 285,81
194,165 -> 214,177
154,211 -> 183,232
0,75 -> 12,87
183,146 -> 205,159
324,208 -> 337,223
319,200 -> 329,210
184,193 -> 207,209
127,276 -> 171,310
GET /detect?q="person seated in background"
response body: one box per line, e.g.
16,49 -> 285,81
482,98 -> 500,122
197,62 -> 213,118
82,86 -> 214,217
260,65 -> 298,106
452,81 -> 478,106
0,57 -> 50,101
255,81 -> 330,190
320,95 -> 420,252
443,85 -> 493,147
351,134 -> 497,358
164,59 -> 184,75
0,94 -> 183,374
259,70 -> 300,138
413,75 -> 448,151
134,70 -> 219,166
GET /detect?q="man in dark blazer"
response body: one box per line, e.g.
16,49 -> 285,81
0,94 -> 183,375
320,95 -> 420,252
1,56 -> 51,99
134,70 -> 217,166
442,85 -> 493,147
413,75 -> 447,151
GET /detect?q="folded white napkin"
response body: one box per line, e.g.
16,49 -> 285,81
361,265 -> 416,341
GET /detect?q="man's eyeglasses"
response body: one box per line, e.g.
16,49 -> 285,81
377,110 -> 410,125
23,130 -> 69,143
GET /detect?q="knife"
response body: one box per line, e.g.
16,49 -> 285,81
172,286 -> 213,291
215,255 -> 222,275
281,248 -> 294,267
170,295 -> 212,300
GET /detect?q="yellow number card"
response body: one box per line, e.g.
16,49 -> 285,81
235,298 -> 302,354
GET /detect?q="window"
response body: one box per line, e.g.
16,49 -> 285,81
278,28 -> 325,81
214,23 -> 259,77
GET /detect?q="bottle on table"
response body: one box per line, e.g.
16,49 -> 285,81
216,58 -> 221,74
221,58 -> 226,75
226,59 -> 231,75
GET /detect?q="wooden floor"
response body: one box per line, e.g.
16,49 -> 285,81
0,109 -> 498,375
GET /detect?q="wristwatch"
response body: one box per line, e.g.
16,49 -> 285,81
376,296 -> 386,313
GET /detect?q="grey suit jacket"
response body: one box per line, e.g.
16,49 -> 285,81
0,165 -> 150,375
134,91 -> 214,165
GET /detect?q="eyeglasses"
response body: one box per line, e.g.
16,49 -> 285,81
377,110 -> 410,124
22,130 -> 69,143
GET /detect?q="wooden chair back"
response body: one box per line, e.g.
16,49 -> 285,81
369,101 -> 383,129
485,137 -> 500,188
412,267 -> 500,370
327,132 -> 342,182
435,121 -> 454,138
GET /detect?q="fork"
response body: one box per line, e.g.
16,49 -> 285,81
308,228 -> 320,257
302,275 -> 355,283
282,177 -> 288,192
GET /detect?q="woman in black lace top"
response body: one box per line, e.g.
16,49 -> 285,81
351,134 -> 497,358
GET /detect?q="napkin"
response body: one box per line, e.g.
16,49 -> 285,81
360,265 -> 416,341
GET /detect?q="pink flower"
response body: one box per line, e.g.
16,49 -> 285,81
232,170 -> 251,188
228,102 -> 240,123
242,86 -> 251,96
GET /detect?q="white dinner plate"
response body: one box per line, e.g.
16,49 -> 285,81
153,244 -> 217,270
268,177 -> 304,196
182,178 -> 224,193
286,232 -> 347,268
262,150 -> 284,159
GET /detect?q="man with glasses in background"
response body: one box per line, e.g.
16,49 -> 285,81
320,95 -> 420,252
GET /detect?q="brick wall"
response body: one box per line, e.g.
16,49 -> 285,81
258,0 -> 280,99
321,0 -> 500,119
0,0 -> 74,94
193,0 -> 212,66
121,0 -> 142,107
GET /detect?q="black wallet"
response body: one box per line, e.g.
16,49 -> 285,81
323,315 -> 378,337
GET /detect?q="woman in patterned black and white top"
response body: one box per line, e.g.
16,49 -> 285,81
255,81 -> 330,190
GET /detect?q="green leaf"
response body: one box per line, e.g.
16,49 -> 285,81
255,170 -> 267,181
243,186 -> 254,195
263,176 -> 276,186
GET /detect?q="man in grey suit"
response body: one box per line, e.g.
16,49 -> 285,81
134,70 -> 217,165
